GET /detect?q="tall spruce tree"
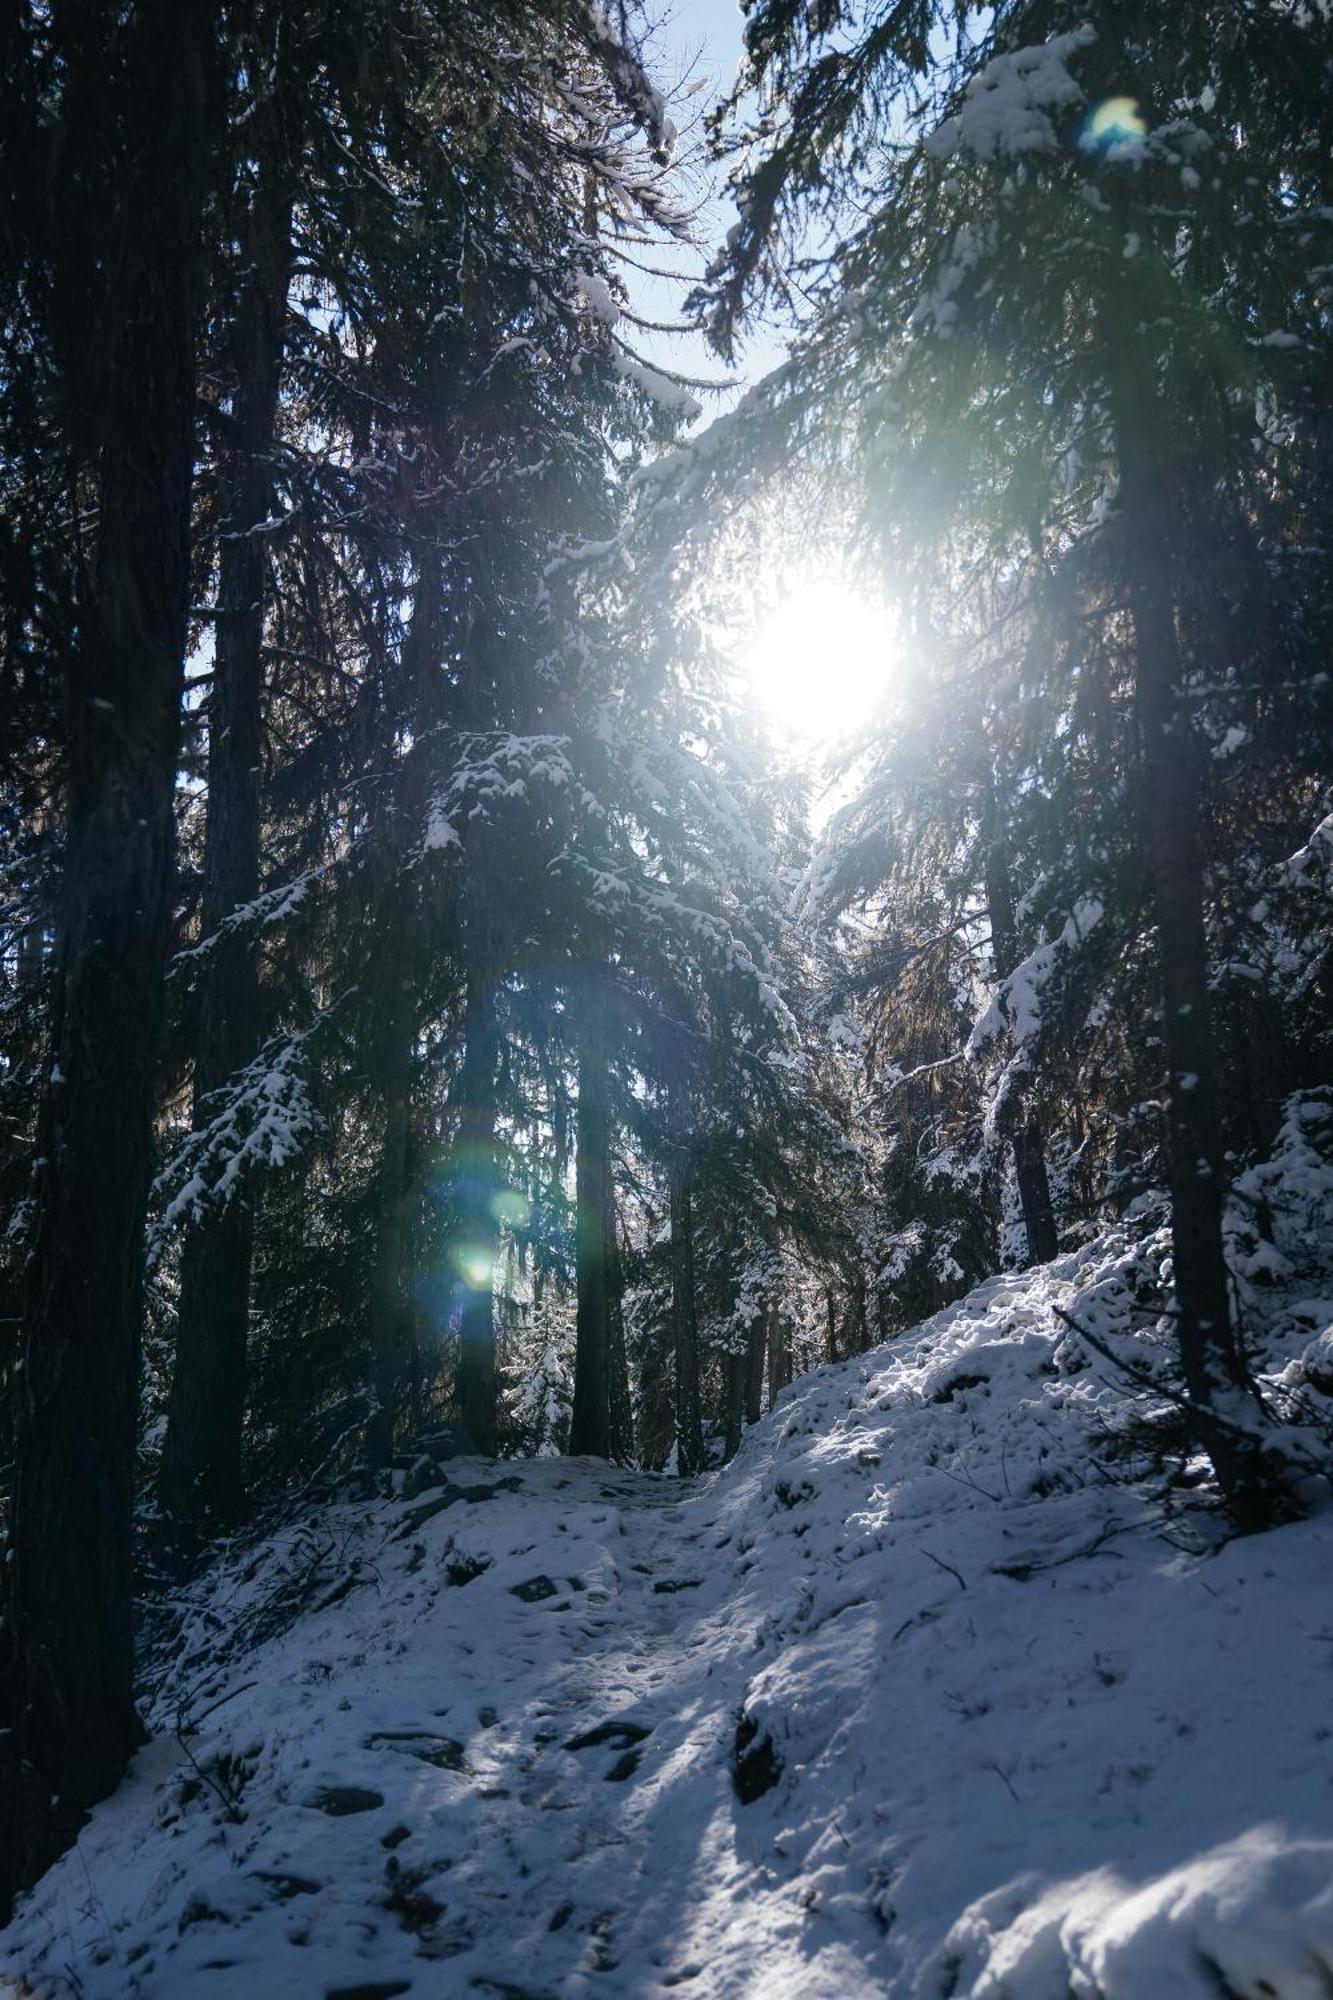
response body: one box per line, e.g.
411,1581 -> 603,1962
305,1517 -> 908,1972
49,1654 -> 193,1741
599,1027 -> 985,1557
0,0 -> 220,1910
695,0 -> 1333,1524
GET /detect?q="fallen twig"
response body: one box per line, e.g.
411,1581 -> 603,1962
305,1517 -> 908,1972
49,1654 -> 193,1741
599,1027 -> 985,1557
920,1546 -> 967,1592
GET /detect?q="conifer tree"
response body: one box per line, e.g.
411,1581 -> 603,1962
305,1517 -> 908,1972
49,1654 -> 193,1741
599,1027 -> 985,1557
0,0 -> 221,1910
696,0 -> 1333,1523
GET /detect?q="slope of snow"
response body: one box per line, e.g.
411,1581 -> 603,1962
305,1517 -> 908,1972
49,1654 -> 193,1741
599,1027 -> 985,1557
4,1131 -> 1333,1997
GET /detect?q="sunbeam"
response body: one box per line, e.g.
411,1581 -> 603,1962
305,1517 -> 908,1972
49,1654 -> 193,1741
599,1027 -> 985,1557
743,576 -> 898,745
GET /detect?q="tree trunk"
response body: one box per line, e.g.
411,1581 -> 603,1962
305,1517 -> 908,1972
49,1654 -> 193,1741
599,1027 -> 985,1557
569,1030 -> 612,1458
722,1351 -> 744,1461
984,835 -> 1059,1266
720,1250 -> 744,1462
849,1267 -> 869,1353
670,1167 -> 706,1475
1,0 -> 216,1913
365,951 -> 417,1469
1109,299 -> 1280,1529
1011,1119 -> 1058,1264
159,156 -> 293,1541
825,1289 -> 839,1366
766,1304 -> 790,1408
607,1211 -> 634,1464
361,561 -> 445,1468
453,969 -> 500,1456
635,1288 -> 676,1472
743,1314 -> 767,1425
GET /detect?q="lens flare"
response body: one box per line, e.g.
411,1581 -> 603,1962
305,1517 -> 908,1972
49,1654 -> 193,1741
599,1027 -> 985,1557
454,1244 -> 494,1291
490,1189 -> 531,1230
1079,96 -> 1148,155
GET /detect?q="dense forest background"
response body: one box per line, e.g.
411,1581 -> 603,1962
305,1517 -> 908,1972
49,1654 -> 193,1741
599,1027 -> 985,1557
2,0 -> 1331,1929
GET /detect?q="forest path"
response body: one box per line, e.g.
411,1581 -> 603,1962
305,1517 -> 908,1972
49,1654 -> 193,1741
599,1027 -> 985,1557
316,1447 -> 875,2000
10,1256 -> 1333,2000
13,1446 -> 882,2000
426,1459 -> 777,1997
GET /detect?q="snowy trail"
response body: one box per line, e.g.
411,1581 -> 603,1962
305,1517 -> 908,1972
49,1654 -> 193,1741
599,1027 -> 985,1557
1,1450 -> 890,2000
6,1205 -> 1333,1998
399,1463 -> 873,1999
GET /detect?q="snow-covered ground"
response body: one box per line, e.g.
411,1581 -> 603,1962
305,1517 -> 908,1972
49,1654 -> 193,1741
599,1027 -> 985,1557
5,1103 -> 1333,1998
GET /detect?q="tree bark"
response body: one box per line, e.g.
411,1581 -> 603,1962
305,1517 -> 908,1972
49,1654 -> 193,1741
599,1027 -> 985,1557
453,968 -> 500,1456
361,561 -> 445,1467
669,1167 -> 706,1475
365,948 -> 418,1469
607,1210 -> 634,1464
720,1250 -> 744,1462
743,1313 -> 767,1425
1010,1119 -> 1058,1264
635,1287 -> 676,1472
984,835 -> 1059,1266
1108,291 -> 1280,1528
766,1304 -> 791,1409
722,1349 -> 745,1462
1,0 -> 217,1912
849,1267 -> 869,1354
569,1029 -> 612,1458
160,151 -> 293,1541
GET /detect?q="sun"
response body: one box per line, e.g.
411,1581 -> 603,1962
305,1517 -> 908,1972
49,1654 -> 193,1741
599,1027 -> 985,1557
743,576 -> 898,745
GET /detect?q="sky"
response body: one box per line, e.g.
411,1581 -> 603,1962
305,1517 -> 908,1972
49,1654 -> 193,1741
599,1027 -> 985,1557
627,0 -> 903,762
630,0 -> 791,411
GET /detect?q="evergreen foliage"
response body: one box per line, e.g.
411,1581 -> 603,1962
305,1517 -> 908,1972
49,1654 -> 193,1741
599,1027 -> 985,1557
1,0 -> 1330,1922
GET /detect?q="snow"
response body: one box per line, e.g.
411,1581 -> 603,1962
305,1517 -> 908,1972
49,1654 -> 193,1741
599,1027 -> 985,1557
6,1115 -> 1333,1998
969,893 -> 1104,1056
582,0 -> 677,165
1284,812 -> 1333,892
173,866 -> 329,975
150,1029 -> 322,1252
573,271 -> 620,329
420,801 -> 460,853
930,1833 -> 1333,2000
614,351 -> 702,422
926,28 -> 1095,165
909,219 -> 997,335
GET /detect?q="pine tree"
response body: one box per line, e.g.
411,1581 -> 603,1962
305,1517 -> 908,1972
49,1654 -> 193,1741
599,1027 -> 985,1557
1,0 -> 221,1910
160,14 -> 297,1542
695,0 -> 1333,1522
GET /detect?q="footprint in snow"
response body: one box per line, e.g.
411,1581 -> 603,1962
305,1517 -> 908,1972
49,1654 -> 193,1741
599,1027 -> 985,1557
324,1983 -> 413,2000
365,1730 -> 466,1771
564,1716 -> 653,1784
304,1784 -> 384,1816
563,1718 -> 653,1751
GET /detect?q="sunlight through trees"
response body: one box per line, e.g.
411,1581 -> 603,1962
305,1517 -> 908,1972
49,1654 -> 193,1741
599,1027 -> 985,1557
1,1 -> 1331,1974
